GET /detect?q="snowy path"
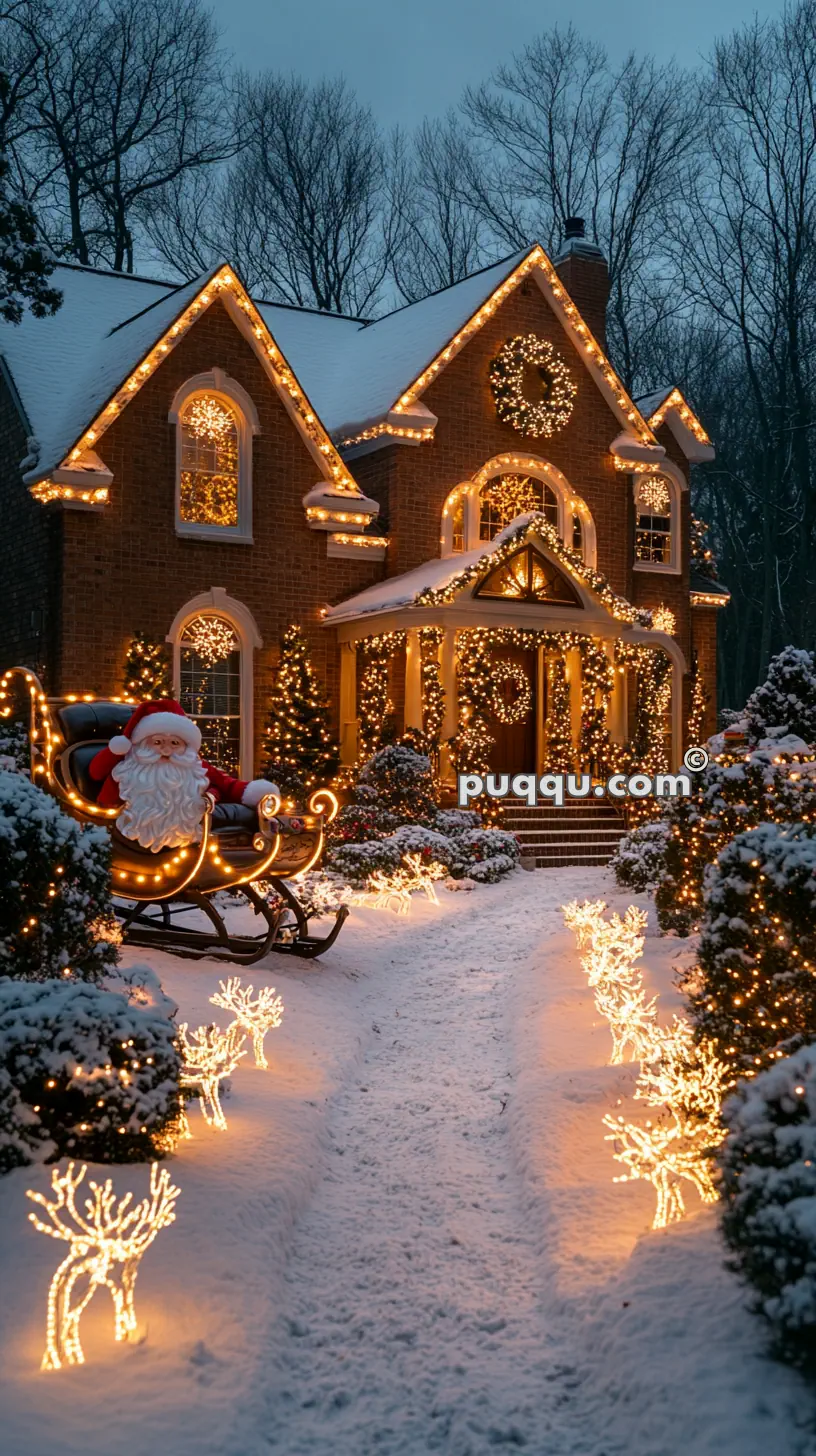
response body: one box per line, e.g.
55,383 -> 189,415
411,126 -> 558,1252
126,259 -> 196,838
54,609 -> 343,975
246,870 -> 617,1455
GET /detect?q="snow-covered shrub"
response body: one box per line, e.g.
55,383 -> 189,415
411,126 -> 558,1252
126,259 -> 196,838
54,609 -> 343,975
655,746 -> 816,935
690,822 -> 816,1082
611,820 -> 669,891
0,978 -> 181,1172
0,718 -> 29,772
450,827 -> 520,880
433,809 -> 482,835
0,771 -> 117,981
744,646 -> 816,748
356,744 -> 438,824
718,1044 -> 816,1367
327,802 -> 399,845
105,961 -> 178,1019
326,836 -> 405,884
390,824 -> 459,867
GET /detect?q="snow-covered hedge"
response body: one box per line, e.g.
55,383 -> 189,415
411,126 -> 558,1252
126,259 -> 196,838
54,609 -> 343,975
357,744 -> 438,824
0,770 -> 117,982
610,819 -> 669,891
0,977 -> 182,1173
690,821 -> 816,1080
744,646 -> 816,747
326,820 -> 520,886
718,1044 -> 816,1368
327,802 -> 399,845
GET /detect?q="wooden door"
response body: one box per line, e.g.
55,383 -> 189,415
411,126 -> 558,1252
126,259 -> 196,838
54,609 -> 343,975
489,647 -> 537,775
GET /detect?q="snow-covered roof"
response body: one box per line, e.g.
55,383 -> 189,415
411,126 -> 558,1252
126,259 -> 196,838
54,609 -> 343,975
635,388 -> 674,420
0,264 -> 187,477
326,542 -> 490,623
635,387 -> 714,463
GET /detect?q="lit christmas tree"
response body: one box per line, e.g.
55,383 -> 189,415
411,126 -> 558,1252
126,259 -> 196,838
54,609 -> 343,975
262,624 -> 338,791
123,632 -> 171,700
546,652 -> 573,773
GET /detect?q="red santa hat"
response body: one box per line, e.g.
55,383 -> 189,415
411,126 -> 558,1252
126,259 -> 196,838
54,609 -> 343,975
108,699 -> 202,757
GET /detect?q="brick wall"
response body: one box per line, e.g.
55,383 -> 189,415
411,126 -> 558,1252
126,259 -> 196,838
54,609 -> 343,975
690,605 -> 720,741
0,378 -> 62,685
51,298 -> 384,768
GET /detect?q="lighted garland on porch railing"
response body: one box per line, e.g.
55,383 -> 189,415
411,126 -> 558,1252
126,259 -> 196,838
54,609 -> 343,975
578,638 -> 616,778
546,652 -> 573,773
357,630 -> 405,761
687,653 -> 706,745
419,627 -> 445,745
451,630 -> 495,776
615,641 -> 671,777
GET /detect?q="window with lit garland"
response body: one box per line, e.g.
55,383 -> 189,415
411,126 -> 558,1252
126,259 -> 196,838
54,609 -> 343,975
478,474 -> 558,543
172,374 -> 258,541
489,335 -> 576,438
179,614 -> 241,774
476,545 -> 581,606
633,474 -> 676,570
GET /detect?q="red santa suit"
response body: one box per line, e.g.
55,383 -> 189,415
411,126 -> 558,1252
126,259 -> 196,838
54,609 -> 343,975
88,699 -> 277,810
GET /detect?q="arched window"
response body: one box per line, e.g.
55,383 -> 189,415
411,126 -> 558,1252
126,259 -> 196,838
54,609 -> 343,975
178,615 -> 242,774
170,370 -> 259,542
478,474 -> 558,542
633,473 -> 678,572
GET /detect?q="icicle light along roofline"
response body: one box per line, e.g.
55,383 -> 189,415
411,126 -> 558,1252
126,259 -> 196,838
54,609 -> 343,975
390,246 -> 655,445
646,387 -> 712,446
46,266 -> 360,500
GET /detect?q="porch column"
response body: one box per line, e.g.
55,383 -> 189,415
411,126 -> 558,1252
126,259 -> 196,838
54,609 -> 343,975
609,646 -> 626,743
536,647 -> 546,775
405,629 -> 423,730
565,647 -> 582,750
439,628 -> 458,784
339,641 -> 359,765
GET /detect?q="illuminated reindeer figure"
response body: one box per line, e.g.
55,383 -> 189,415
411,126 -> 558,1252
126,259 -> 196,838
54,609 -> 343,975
26,1161 -> 180,1370
602,1113 -> 719,1228
210,977 -> 284,1069
178,1021 -> 246,1129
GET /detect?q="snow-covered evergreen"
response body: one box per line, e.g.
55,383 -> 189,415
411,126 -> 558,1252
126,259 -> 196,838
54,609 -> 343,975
610,819 -> 669,891
744,646 -> 816,747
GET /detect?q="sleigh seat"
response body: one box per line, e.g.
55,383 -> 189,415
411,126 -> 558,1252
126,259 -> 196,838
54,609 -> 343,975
2,667 -> 347,965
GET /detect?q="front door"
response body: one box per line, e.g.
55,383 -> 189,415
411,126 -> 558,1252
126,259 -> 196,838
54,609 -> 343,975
489,647 -> 537,775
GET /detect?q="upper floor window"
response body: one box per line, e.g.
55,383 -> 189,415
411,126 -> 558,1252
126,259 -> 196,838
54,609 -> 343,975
478,474 -> 558,542
180,395 -> 239,528
170,369 -> 259,542
633,473 -> 678,572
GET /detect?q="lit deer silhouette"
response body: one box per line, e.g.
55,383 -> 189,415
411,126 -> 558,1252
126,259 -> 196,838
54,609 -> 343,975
178,1021 -> 246,1128
210,977 -> 284,1069
26,1161 -> 180,1370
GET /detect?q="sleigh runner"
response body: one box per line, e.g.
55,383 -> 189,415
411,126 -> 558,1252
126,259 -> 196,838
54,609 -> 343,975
2,667 -> 347,963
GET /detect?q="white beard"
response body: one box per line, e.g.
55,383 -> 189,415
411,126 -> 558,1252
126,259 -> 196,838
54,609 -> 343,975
113,741 -> 209,850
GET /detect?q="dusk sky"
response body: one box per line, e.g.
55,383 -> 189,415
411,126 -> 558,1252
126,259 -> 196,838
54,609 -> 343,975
213,0 -> 786,128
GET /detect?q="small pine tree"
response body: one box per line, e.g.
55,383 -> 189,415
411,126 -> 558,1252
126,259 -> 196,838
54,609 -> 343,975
262,624 -> 338,789
123,631 -> 172,699
690,821 -> 816,1083
689,515 -> 719,583
745,646 -> 816,746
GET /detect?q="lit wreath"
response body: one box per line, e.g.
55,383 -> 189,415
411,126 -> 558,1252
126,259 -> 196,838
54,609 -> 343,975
489,335 -> 576,438
492,661 -> 532,724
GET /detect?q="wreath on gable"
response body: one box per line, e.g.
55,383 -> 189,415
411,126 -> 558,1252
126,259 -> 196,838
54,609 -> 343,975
489,334 -> 576,438
492,660 -> 532,724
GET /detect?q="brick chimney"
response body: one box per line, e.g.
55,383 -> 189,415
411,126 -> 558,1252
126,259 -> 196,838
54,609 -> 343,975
553,218 -> 610,349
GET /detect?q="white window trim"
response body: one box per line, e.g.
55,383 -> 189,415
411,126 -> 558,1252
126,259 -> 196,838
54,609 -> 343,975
440,453 -> 597,568
169,368 -> 260,544
166,588 -> 262,778
631,466 -> 682,575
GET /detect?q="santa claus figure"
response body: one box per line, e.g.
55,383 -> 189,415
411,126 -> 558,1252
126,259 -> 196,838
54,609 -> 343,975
88,699 -> 279,852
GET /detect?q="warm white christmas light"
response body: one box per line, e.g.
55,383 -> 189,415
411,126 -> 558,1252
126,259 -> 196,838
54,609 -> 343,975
352,854 -> 448,915
26,1161 -> 180,1370
178,1022 -> 246,1130
210,977 -> 284,1069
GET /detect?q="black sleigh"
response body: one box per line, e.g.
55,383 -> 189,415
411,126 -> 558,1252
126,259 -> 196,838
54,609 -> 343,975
2,667 -> 348,964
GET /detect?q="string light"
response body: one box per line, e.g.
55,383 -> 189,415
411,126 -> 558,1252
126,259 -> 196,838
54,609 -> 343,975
651,604 -> 676,635
181,615 -> 237,668
177,1022 -> 246,1131
350,854 -> 448,915
337,421 -> 434,448
636,476 -> 671,514
26,1161 -> 180,1370
210,977 -> 284,1070
491,660 -> 532,724
489,335 -> 577,437
646,386 -> 712,446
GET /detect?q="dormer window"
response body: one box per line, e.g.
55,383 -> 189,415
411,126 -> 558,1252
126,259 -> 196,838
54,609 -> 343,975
440,456 -> 597,567
633,473 -> 678,572
169,369 -> 259,542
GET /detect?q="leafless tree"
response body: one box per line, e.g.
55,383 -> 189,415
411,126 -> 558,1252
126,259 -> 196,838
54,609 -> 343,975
3,0 -> 236,272
387,116 -> 485,303
460,26 -> 698,387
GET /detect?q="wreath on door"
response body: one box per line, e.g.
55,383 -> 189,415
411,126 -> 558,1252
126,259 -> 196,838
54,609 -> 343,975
492,660 -> 532,724
489,334 -> 576,438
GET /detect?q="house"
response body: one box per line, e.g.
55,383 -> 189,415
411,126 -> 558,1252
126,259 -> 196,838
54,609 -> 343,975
0,223 -> 726,785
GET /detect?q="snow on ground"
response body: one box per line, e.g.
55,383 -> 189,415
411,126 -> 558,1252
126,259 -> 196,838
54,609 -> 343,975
0,868 -> 815,1456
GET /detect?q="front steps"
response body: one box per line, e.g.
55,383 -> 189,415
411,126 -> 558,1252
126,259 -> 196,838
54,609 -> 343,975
501,798 -> 626,869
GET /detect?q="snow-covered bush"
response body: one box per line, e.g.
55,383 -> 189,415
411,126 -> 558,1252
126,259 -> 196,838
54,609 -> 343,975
356,744 -> 438,824
449,826 -> 520,880
327,802 -> 399,845
0,718 -> 29,772
655,746 -> 816,935
610,819 -> 669,891
327,836 -> 404,884
690,822 -> 816,1081
326,820 -> 519,886
390,824 -> 458,865
744,646 -> 816,747
433,809 -> 482,835
718,1044 -> 816,1368
0,977 -> 182,1172
105,961 -> 178,1019
0,771 -> 117,981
